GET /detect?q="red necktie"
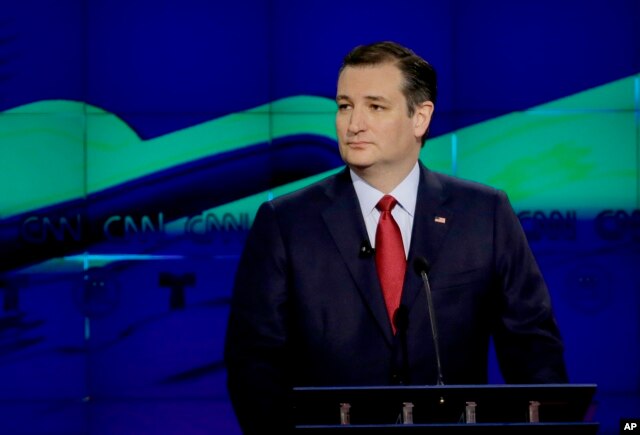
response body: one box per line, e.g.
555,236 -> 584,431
375,195 -> 406,334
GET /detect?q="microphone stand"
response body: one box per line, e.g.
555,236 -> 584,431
418,268 -> 444,386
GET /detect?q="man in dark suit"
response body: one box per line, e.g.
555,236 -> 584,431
224,41 -> 568,433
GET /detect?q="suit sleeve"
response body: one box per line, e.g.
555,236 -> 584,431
491,190 -> 569,384
223,201 -> 294,433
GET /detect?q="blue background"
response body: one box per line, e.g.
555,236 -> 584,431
1,1 -> 639,434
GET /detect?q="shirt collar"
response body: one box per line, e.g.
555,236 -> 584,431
351,162 -> 420,217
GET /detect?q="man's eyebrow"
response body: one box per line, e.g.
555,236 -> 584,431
363,95 -> 390,103
335,95 -> 390,103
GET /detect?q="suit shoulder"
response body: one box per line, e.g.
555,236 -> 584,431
267,170 -> 343,210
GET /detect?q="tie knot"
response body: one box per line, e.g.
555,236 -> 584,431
376,195 -> 398,213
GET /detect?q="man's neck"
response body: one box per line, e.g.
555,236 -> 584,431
351,161 -> 419,194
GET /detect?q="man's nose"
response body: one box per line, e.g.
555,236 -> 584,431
347,107 -> 366,134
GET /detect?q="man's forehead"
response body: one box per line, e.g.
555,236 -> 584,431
337,63 -> 404,96
338,62 -> 401,78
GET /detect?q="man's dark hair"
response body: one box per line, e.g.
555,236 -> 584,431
340,41 -> 437,143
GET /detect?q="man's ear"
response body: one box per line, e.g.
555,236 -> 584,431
413,101 -> 435,138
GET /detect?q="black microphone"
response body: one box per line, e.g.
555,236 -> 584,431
359,240 -> 375,258
393,305 -> 410,384
413,256 -> 444,386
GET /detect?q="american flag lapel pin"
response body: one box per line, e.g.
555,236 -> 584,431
434,216 -> 446,224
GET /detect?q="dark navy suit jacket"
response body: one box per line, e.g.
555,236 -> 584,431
224,163 -> 567,433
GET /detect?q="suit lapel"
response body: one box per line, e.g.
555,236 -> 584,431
403,165 -> 454,308
322,169 -> 395,345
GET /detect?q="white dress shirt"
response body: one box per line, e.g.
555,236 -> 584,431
350,162 -> 420,258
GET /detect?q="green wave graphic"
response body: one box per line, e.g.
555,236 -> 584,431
421,73 -> 639,213
1,73 -> 638,223
0,95 -> 337,218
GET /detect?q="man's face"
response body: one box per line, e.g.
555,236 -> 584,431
335,63 -> 432,178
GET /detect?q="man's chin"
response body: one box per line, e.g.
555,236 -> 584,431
343,153 -> 375,169
346,159 -> 372,168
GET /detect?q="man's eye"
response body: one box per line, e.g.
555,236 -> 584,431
371,104 -> 384,111
337,104 -> 351,111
